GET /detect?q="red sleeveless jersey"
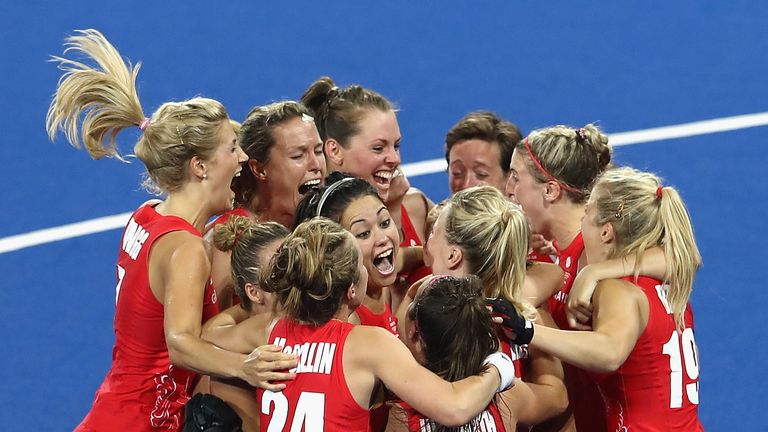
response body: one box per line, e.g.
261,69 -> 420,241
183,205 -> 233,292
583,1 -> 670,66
594,276 -> 703,431
356,303 -> 399,336
76,204 -> 219,432
258,319 -> 369,432
204,206 -> 253,235
399,205 -> 432,285
396,399 -> 507,432
534,232 -> 606,432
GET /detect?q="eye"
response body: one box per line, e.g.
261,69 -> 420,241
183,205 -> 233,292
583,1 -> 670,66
355,230 -> 371,239
380,218 -> 391,229
371,146 -> 384,153
476,172 -> 489,179
394,143 -> 401,152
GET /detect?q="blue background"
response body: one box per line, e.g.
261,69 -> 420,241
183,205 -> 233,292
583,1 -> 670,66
1,1 -> 766,430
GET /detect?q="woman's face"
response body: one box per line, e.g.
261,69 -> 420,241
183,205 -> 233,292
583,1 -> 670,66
448,139 -> 506,194
403,278 -> 433,365
261,116 -> 325,220
506,149 -> 548,234
251,238 -> 286,310
581,193 -> 611,265
339,195 -> 400,290
349,241 -> 369,309
332,109 -> 401,202
206,120 -> 248,213
425,211 -> 466,277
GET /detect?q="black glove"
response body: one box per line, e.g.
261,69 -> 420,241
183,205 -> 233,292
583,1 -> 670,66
486,297 -> 534,345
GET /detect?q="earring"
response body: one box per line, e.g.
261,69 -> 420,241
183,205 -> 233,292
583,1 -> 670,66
202,174 -> 208,180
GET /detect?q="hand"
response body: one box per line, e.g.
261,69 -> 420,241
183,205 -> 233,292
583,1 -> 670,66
241,344 -> 299,391
530,233 -> 557,256
566,265 -> 598,330
486,298 -> 534,344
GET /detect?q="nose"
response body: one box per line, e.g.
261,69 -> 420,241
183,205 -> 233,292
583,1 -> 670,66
463,173 -> 478,190
307,150 -> 322,173
236,145 -> 248,163
384,146 -> 400,166
504,175 -> 517,202
374,226 -> 390,247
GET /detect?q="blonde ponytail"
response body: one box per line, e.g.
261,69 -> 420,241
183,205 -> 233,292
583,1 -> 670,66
592,167 -> 700,330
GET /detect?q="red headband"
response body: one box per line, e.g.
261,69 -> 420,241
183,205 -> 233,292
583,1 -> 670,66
523,138 -> 580,194
656,186 -> 663,198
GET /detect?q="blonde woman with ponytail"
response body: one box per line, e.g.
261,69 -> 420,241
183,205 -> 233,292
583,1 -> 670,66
46,30 -> 296,431
506,124 -> 671,431
411,185 -> 568,430
498,167 -> 703,431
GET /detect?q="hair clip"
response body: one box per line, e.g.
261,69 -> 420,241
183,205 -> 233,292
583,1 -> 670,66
614,202 -> 625,219
575,128 -> 586,141
175,126 -> 185,145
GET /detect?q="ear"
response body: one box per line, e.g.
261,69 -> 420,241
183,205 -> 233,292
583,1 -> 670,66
600,222 -> 615,244
446,245 -> 464,270
249,159 -> 267,181
245,282 -> 264,305
543,181 -> 562,203
325,138 -> 344,166
345,282 -> 356,301
406,318 -> 421,346
190,155 -> 206,180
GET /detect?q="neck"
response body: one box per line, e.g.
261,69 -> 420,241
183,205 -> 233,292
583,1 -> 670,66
547,202 -> 586,247
156,189 -> 213,232
249,194 -> 293,228
332,304 -> 355,322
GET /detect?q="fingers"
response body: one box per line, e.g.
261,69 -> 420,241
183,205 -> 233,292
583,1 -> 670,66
255,345 -> 298,367
566,305 -> 593,329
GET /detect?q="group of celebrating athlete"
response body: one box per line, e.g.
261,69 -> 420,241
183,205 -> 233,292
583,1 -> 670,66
47,29 -> 703,432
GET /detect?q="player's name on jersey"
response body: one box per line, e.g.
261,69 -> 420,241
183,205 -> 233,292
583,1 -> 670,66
122,218 -> 149,260
272,338 -> 337,375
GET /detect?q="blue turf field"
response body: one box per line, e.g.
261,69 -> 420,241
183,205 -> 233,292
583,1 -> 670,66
1,2 -> 767,430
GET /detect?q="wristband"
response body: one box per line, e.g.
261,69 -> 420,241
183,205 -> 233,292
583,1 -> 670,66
486,297 -> 535,345
483,352 -> 515,392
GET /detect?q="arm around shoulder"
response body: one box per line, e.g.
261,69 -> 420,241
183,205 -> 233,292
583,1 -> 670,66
348,325 -> 502,427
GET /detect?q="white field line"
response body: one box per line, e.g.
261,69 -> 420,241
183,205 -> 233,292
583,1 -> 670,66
3,111 -> 768,254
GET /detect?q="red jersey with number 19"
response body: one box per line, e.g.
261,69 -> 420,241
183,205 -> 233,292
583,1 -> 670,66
76,204 -> 219,432
258,319 -> 369,432
594,276 -> 703,431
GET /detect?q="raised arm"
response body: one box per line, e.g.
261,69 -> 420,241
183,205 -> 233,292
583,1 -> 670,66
348,326 -> 508,427
567,246 -> 665,328
531,279 -> 647,373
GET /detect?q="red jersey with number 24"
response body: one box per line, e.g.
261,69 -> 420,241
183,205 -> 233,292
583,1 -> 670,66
258,319 -> 369,432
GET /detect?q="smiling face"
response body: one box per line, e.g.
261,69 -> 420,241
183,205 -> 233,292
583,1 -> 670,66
261,116 -> 325,221
204,120 -> 248,214
339,194 -> 400,290
330,109 -> 401,202
448,139 -> 507,194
